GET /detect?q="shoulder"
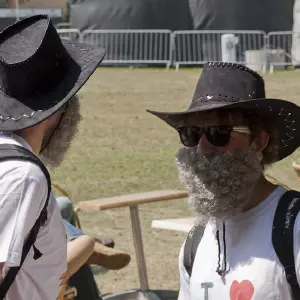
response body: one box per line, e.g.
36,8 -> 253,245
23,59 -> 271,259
286,190 -> 300,230
294,209 -> 300,233
0,159 -> 49,197
293,197 -> 300,283
0,158 -> 48,183
179,239 -> 190,279
179,240 -> 186,265
273,189 -> 300,234
290,192 -> 300,253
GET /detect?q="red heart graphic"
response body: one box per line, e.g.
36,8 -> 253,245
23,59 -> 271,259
230,280 -> 254,300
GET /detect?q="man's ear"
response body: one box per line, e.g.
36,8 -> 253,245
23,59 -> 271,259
252,130 -> 269,152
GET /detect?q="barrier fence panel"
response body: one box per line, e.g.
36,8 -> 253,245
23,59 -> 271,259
81,30 -> 173,67
173,30 -> 266,69
57,29 -> 81,42
266,31 -> 293,69
54,29 -> 300,71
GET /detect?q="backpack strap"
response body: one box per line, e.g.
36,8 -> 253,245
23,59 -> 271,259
272,190 -> 300,300
183,224 -> 206,277
0,144 -> 51,299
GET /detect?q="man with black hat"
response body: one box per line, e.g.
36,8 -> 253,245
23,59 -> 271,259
0,14 -> 105,299
147,62 -> 300,299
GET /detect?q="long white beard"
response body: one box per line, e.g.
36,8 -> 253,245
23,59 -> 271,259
175,147 -> 263,224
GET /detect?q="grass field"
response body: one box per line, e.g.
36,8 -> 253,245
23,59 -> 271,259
50,68 -> 300,295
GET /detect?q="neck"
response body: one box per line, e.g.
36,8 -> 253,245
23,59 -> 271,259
15,124 -> 45,155
242,175 -> 277,212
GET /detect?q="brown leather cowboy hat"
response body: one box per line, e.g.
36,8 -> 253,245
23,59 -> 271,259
147,62 -> 300,161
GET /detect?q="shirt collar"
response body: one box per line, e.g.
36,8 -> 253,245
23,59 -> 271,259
0,131 -> 33,152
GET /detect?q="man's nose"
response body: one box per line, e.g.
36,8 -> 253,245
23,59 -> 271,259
197,133 -> 213,154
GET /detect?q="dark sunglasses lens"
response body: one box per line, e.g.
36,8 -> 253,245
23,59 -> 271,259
178,127 -> 201,147
206,127 -> 231,147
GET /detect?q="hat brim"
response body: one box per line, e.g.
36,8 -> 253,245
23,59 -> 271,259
0,39 -> 106,131
147,98 -> 300,161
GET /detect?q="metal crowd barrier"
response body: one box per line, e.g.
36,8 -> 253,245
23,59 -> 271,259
81,29 -> 173,67
173,30 -> 266,70
57,29 -> 81,42
266,31 -> 293,71
55,28 -> 300,72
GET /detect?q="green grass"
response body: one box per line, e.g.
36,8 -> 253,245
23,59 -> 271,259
50,68 -> 300,294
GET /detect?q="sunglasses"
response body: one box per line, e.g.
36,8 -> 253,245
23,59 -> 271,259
177,125 -> 252,147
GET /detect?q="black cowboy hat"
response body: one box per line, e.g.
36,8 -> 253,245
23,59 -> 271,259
147,62 -> 300,161
0,14 -> 105,131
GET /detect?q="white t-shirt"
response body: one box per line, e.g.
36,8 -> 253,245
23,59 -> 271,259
0,132 -> 67,300
178,186 -> 300,300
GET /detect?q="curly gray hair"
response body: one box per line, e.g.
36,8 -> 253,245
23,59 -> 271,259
40,95 -> 82,168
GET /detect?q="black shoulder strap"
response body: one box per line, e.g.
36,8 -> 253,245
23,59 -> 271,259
0,144 -> 51,299
183,223 -> 206,277
272,190 -> 300,300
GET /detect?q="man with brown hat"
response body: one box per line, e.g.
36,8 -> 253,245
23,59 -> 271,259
0,14 -> 105,299
148,62 -> 300,299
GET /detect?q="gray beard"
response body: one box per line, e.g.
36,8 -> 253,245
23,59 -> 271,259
175,147 -> 263,224
40,98 -> 82,169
